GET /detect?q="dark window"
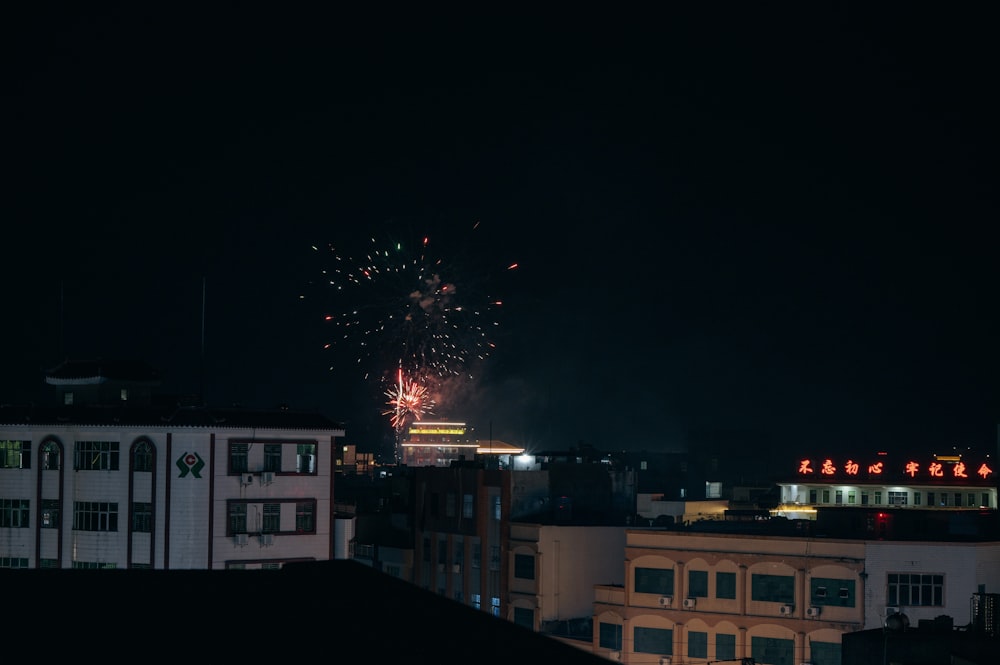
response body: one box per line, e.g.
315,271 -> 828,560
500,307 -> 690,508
752,636 -> 794,665
40,499 -> 60,528
263,445 -> 282,472
0,499 -> 30,528
295,501 -> 315,532
74,441 -> 119,471
751,573 -> 794,604
598,622 -> 622,650
810,640 -> 841,665
716,633 -> 736,661
513,607 -> 533,630
72,501 -> 118,531
635,567 -> 674,595
133,441 -> 153,472
811,577 -> 855,607
41,442 -> 60,470
230,444 -> 249,473
514,553 -> 535,580
716,571 -> 737,599
229,503 -> 247,534
132,502 -> 153,532
887,573 -> 944,607
688,570 -> 708,597
634,626 -> 672,655
688,631 -> 707,658
262,503 -> 280,532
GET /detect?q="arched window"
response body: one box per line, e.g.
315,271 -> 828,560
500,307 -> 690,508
41,441 -> 60,470
132,440 -> 154,472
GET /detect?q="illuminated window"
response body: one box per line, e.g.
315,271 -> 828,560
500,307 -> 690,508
874,491 -> 882,504
492,495 -> 501,520
0,440 -> 30,469
296,443 -> 316,473
822,490 -> 830,503
462,493 -> 474,518
914,492 -> 921,506
848,490 -> 856,505
64,392 -> 73,405
888,491 -> 907,506
491,596 -> 500,617
471,593 -> 481,610
120,388 -> 128,401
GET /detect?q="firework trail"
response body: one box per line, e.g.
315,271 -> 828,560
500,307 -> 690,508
383,366 -> 435,433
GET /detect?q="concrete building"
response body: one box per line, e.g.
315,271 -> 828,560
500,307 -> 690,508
592,517 -> 1000,665
0,359 -> 345,569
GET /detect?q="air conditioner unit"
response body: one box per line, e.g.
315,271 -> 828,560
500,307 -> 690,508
659,658 -> 672,665
240,473 -> 254,485
608,651 -> 621,662
658,596 -> 672,607
234,533 -> 248,546
806,606 -> 821,617
262,471 -> 275,484
779,604 -> 795,615
260,533 -> 274,546
451,564 -> 461,573
683,598 -> 697,609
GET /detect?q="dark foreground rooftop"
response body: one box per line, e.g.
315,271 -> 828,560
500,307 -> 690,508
4,560 -> 607,663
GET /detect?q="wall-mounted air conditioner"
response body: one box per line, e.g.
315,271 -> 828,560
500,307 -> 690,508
608,651 -> 621,662
451,564 -> 461,573
682,598 -> 697,609
779,604 -> 794,615
806,606 -> 821,617
240,473 -> 254,485
235,533 -> 248,546
658,596 -> 672,607
262,471 -> 275,484
260,533 -> 274,546
659,658 -> 672,665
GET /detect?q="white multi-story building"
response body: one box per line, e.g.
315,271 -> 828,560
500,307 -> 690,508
0,360 -> 345,569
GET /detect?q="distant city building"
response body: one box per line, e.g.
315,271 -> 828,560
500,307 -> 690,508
400,420 -> 523,467
0,359 -> 345,569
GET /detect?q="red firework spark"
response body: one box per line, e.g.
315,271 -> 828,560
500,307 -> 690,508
383,368 -> 435,432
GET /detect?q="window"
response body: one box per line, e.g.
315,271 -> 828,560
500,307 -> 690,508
752,636 -> 793,665
811,577 -> 855,607
0,440 -> 30,469
599,622 -> 622,650
262,503 -> 280,532
471,593 -> 481,610
634,626 -> 672,655
41,442 -> 60,470
463,493 -> 474,518
132,502 -> 153,532
810,640 -> 841,665
446,492 -> 456,518
635,567 -> 674,595
688,630 -> 707,658
716,633 -> 736,661
133,441 -> 153,472
39,559 -> 59,568
72,501 -> 118,531
472,543 -> 481,569
751,573 -> 794,604
848,490 -> 856,505
296,443 -> 316,473
229,503 -> 247,534
74,441 -> 119,470
513,607 -> 533,630
0,557 -> 30,569
808,489 -> 817,503
263,445 -> 282,472
64,392 -> 74,405
0,499 -> 30,528
41,499 -> 60,528
888,490 -> 907,506
492,495 -> 501,520
489,545 -> 500,571
438,540 -> 448,565
968,493 -> 976,507
716,571 -> 737,599
72,561 -> 117,569
875,491 -> 882,504
822,489 -> 830,503
230,444 -> 249,473
295,501 -> 314,532
688,570 -> 708,597
514,553 -> 535,580
983,493 -> 991,508
914,492 -> 921,506
490,596 -> 500,617
835,489 -> 843,505
928,491 -> 936,506
887,573 -> 944,607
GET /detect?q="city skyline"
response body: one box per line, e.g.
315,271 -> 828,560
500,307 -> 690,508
4,5 -> 998,457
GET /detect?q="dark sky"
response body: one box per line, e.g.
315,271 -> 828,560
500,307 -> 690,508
3,5 -> 998,460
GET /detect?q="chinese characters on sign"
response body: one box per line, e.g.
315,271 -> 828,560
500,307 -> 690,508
797,457 -> 994,481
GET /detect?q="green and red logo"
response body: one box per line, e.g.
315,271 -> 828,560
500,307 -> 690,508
176,451 -> 205,478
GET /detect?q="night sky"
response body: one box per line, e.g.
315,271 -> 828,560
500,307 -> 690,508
4,5 -> 998,460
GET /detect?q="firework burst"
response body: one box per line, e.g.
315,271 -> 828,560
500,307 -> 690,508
383,367 -> 435,433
